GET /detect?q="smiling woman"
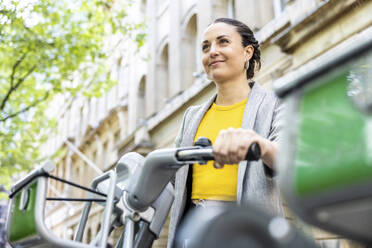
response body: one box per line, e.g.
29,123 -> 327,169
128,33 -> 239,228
202,28 -> 249,83
168,18 -> 284,247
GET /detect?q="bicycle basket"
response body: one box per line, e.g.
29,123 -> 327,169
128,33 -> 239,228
6,161 -> 106,248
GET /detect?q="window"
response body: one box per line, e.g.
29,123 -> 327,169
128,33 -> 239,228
96,224 -> 101,236
157,43 -> 170,108
228,0 -> 235,18
102,140 -> 109,169
182,14 -> 198,88
273,0 -> 288,17
137,76 -> 146,125
114,130 -> 120,144
140,0 -> 147,14
67,228 -> 74,240
78,104 -> 85,139
87,228 -> 92,243
118,57 -> 128,100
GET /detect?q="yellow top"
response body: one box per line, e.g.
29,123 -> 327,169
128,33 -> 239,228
192,97 -> 248,201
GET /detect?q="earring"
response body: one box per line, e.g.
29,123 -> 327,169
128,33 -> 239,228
244,61 -> 249,70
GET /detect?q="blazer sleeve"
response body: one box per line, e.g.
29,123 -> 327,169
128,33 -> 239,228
264,98 -> 284,178
171,107 -> 191,186
268,98 -> 284,143
174,107 -> 191,148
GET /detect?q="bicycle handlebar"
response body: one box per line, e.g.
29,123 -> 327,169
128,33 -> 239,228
125,140 -> 261,211
176,142 -> 261,162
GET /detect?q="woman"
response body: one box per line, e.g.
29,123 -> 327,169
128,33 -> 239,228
168,18 -> 283,247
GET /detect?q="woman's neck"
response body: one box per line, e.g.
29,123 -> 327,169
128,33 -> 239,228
214,76 -> 251,106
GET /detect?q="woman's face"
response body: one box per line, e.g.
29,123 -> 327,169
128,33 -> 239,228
201,22 -> 253,83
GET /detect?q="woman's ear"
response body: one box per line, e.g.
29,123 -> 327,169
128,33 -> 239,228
245,45 -> 254,61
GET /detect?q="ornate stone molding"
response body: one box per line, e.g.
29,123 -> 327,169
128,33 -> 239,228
271,0 -> 367,53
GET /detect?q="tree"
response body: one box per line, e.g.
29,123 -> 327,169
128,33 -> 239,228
0,0 -> 146,194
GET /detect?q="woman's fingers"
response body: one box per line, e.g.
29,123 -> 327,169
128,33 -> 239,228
214,129 -> 234,166
227,128 -> 241,164
213,129 -> 228,168
213,128 -> 261,167
213,130 -> 222,168
237,130 -> 250,161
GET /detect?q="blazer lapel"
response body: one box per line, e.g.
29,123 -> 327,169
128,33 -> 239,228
237,83 -> 266,203
181,94 -> 217,147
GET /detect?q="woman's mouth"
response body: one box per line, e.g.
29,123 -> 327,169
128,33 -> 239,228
209,60 -> 224,67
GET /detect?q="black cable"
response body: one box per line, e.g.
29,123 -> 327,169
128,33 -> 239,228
46,197 -> 106,202
9,172 -> 48,198
47,174 -> 107,198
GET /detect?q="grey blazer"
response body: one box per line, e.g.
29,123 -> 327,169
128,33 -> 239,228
167,82 -> 284,248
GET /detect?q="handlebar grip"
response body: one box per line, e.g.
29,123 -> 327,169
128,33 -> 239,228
192,138 -> 261,161
245,142 -> 261,161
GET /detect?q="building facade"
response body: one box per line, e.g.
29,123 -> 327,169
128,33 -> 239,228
43,0 -> 372,247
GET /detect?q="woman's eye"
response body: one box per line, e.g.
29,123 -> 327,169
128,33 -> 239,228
219,39 -> 229,44
202,44 -> 209,51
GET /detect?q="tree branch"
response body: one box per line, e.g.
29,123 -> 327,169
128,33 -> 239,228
0,53 -> 29,111
0,92 -> 49,122
16,64 -> 37,89
10,53 -> 28,87
0,64 -> 36,113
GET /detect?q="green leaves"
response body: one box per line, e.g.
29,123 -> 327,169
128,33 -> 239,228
0,0 -> 146,194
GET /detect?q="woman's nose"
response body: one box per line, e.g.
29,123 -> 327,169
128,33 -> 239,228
209,43 -> 218,57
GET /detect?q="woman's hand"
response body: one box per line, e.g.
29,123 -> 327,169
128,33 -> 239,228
213,128 -> 278,169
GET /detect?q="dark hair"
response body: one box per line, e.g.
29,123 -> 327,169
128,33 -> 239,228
213,18 -> 261,80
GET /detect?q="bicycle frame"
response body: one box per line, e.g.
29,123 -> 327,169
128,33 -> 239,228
6,141 -> 257,248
